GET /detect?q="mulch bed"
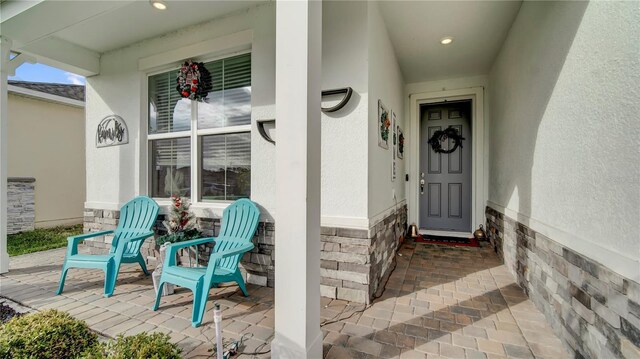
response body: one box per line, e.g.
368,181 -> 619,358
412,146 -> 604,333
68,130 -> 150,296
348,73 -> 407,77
0,303 -> 23,324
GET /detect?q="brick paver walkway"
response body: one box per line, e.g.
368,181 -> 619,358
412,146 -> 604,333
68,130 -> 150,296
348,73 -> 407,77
0,241 -> 569,358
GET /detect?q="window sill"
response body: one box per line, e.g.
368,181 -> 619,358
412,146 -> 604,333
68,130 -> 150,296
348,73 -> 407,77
153,198 -> 270,222
155,199 -> 231,218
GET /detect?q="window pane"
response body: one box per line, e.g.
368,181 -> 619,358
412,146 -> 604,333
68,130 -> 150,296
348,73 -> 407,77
198,54 -> 251,129
151,138 -> 191,198
201,133 -> 251,201
198,61 -> 224,129
149,70 -> 191,134
223,55 -> 252,127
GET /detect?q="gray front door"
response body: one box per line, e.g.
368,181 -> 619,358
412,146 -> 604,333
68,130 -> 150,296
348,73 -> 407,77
419,101 -> 472,232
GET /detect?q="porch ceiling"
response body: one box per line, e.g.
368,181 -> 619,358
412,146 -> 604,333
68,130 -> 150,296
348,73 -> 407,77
0,0 -> 265,75
53,1 -> 265,54
379,0 -> 522,83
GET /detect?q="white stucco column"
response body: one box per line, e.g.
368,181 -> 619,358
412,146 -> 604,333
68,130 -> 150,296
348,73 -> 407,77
0,37 -> 11,273
271,1 -> 322,358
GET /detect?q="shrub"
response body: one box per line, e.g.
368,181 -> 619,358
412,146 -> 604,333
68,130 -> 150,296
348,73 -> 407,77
0,309 -> 98,359
86,333 -> 181,359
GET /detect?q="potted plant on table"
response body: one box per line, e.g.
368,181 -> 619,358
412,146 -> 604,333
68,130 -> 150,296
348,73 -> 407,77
152,196 -> 201,296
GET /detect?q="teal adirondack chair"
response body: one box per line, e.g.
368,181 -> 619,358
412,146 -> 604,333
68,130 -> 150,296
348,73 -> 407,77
153,198 -> 260,327
57,196 -> 159,297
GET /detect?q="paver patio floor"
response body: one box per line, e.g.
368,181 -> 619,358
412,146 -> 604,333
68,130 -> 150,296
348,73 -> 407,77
0,240 -> 569,358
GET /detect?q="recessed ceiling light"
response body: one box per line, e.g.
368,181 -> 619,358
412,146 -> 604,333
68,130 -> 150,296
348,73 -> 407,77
440,37 -> 454,45
150,0 -> 167,10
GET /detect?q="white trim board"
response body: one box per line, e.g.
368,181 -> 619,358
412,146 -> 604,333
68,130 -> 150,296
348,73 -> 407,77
408,87 -> 486,234
84,201 -> 121,211
419,229 -> 472,238
85,201 -> 372,230
138,29 -> 253,71
369,199 -> 408,228
488,201 -> 640,283
321,216 -> 369,230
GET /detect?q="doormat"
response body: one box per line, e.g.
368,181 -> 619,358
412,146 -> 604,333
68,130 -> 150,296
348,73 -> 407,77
414,234 -> 480,247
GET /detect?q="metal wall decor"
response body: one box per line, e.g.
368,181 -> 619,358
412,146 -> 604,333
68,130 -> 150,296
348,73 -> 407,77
96,115 -> 129,148
256,87 -> 354,144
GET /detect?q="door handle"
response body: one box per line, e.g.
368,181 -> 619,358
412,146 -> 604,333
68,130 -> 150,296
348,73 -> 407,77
420,178 -> 425,194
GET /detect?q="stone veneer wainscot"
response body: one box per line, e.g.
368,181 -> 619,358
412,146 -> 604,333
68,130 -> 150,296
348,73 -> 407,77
7,177 -> 35,234
486,206 -> 640,359
82,204 -> 407,304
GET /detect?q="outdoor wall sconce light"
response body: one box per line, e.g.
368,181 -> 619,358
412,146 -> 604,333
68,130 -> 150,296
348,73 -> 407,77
321,87 -> 353,113
257,119 -> 276,144
257,87 -> 354,144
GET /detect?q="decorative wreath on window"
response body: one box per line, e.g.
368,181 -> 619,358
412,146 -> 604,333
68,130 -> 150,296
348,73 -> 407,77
428,126 -> 465,154
176,60 -> 211,101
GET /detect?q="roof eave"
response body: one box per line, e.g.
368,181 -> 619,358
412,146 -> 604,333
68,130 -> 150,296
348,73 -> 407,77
8,85 -> 85,108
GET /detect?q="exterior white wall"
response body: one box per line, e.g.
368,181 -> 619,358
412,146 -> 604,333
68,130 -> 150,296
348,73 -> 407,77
86,4 -> 275,214
85,2 -> 370,224
367,2 -> 406,220
488,1 -> 640,281
321,1 -> 369,223
8,93 -> 85,227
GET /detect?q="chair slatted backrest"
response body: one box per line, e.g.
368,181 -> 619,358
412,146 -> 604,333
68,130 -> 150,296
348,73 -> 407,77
218,199 -> 260,241
216,199 -> 260,270
214,238 -> 252,272
109,196 -> 160,256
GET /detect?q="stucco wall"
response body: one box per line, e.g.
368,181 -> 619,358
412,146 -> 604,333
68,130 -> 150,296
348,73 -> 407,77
85,2 -> 371,225
367,1 -> 407,221
488,1 -> 640,281
86,3 -> 275,214
8,93 -> 85,227
321,1 -> 369,222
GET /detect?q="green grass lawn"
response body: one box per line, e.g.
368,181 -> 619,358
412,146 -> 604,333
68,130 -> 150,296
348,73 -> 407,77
7,224 -> 83,256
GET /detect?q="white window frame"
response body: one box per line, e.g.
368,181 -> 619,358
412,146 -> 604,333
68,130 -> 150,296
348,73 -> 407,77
146,50 -> 252,207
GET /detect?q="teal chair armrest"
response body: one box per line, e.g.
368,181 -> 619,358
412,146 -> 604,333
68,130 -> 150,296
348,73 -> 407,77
165,237 -> 216,266
66,230 -> 115,256
68,230 -> 114,244
166,237 -> 215,256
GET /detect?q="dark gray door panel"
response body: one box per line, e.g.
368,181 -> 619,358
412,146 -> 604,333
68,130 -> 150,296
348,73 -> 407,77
419,102 -> 472,232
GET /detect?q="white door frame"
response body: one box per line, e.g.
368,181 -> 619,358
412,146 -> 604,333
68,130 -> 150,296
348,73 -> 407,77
408,87 -> 486,234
